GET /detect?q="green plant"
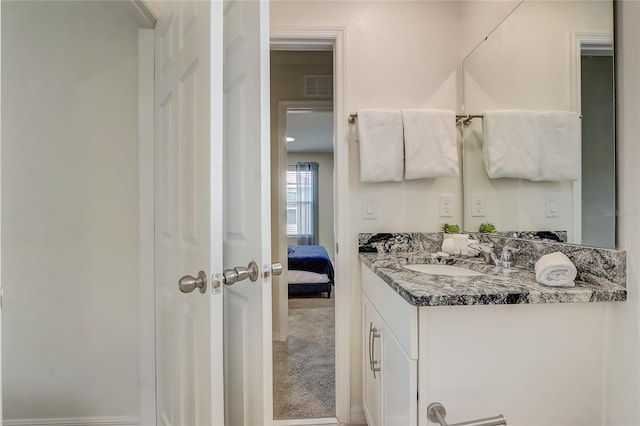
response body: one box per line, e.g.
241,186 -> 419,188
479,223 -> 497,234
441,223 -> 460,234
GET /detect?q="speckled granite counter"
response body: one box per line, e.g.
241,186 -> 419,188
359,233 -> 627,307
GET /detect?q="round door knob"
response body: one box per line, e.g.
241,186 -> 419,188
223,268 -> 240,286
234,266 -> 250,282
272,262 -> 283,276
178,271 -> 207,294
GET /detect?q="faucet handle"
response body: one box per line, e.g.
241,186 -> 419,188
500,246 -> 520,262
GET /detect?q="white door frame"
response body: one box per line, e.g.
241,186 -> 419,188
270,27 -> 351,424
135,1 -> 157,424
137,27 -> 156,426
275,99 -> 333,342
570,32 -> 614,245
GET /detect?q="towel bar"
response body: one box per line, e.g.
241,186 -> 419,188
427,402 -> 507,426
348,112 -> 581,125
347,113 -> 483,125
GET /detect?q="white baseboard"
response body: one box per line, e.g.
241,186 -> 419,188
350,405 -> 366,425
273,418 -> 338,425
4,416 -> 140,426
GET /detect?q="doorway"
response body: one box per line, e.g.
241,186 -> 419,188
270,50 -> 337,421
580,53 -> 615,248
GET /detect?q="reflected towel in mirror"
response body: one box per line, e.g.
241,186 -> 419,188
482,110 -> 539,179
533,111 -> 581,181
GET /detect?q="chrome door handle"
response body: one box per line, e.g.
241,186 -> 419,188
178,271 -> 207,293
223,261 -> 260,286
271,262 -> 283,276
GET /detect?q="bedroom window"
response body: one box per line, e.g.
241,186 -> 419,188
286,162 -> 319,245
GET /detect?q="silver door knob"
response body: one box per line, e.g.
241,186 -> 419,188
272,262 -> 283,276
223,261 -> 260,285
178,271 -> 207,293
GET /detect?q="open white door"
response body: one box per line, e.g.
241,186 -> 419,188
0,4 -> 3,423
154,1 -> 223,424
154,0 -> 272,425
222,0 -> 273,425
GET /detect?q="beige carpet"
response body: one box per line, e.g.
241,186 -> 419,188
273,296 -> 336,420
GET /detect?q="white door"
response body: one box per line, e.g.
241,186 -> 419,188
154,1 -> 272,425
154,1 -> 219,424
222,0 -> 273,424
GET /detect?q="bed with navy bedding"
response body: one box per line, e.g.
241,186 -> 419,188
287,245 -> 335,298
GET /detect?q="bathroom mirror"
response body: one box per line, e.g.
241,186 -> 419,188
461,0 -> 615,248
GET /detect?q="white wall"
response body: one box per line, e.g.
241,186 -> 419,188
271,2 -> 462,420
287,152 -> 335,260
605,2 -> 640,424
2,1 -> 140,420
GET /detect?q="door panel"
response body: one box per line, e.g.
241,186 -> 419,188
154,0 -> 270,424
223,0 -> 272,425
154,1 -> 214,425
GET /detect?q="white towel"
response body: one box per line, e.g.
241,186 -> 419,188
482,110 -> 539,179
441,237 -> 479,256
401,109 -> 459,179
533,111 -> 581,181
534,252 -> 577,287
358,109 -> 404,182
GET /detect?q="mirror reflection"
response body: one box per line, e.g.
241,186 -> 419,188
461,0 -> 615,248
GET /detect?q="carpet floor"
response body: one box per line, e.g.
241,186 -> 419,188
273,296 -> 336,420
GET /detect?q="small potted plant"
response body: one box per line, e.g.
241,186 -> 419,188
441,223 -> 460,236
478,223 -> 497,234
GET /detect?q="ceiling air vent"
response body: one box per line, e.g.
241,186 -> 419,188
303,75 -> 333,97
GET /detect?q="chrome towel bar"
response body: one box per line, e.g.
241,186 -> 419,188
347,113 -> 483,125
427,402 -> 507,426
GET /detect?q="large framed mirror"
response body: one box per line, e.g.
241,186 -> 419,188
461,0 -> 615,248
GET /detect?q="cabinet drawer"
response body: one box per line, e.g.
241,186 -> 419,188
361,263 -> 418,359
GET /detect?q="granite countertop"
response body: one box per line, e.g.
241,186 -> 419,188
360,252 -> 627,307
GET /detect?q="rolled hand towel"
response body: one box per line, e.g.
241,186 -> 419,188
535,252 -> 577,287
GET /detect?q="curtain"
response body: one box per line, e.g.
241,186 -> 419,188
295,161 -> 319,245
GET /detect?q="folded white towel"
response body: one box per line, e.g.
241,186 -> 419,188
441,237 -> 479,257
534,252 -> 577,287
401,109 -> 459,179
482,110 -> 539,179
533,111 -> 581,181
358,109 -> 404,182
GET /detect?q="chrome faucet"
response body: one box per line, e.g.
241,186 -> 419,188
469,243 -> 519,268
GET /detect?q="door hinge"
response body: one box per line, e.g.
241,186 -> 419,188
336,242 -> 339,254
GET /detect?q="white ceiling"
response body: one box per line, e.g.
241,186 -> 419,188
286,110 -> 334,152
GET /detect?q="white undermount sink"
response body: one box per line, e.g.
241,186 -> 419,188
403,264 -> 486,277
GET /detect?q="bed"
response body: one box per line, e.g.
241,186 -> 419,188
287,245 -> 335,298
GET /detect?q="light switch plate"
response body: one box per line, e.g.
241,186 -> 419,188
545,196 -> 559,218
363,198 -> 377,220
439,194 -> 454,217
471,194 -> 486,217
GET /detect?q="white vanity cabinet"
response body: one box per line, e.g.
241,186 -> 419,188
362,266 -> 418,426
361,261 -> 609,426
